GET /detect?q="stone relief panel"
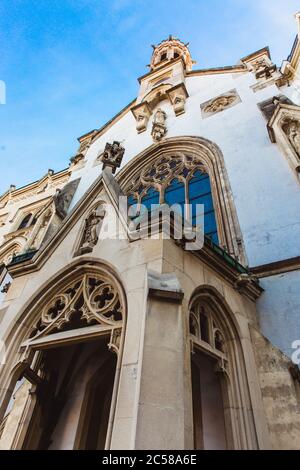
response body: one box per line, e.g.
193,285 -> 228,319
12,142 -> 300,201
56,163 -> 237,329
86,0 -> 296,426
200,89 -> 241,118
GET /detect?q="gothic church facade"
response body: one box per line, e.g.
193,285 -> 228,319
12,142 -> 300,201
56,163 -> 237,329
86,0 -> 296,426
0,14 -> 300,450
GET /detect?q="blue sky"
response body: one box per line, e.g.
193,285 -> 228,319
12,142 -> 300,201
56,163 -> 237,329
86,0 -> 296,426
0,0 -> 299,194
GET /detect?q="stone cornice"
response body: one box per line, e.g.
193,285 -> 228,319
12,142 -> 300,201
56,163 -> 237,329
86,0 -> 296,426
187,65 -> 246,77
137,57 -> 186,83
0,168 -> 70,206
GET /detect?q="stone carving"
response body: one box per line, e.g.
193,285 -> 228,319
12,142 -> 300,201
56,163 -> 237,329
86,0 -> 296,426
201,90 -> 241,118
151,108 -> 167,141
69,153 -> 85,167
29,209 -> 53,250
131,102 -> 152,133
167,83 -> 189,116
54,179 -> 80,219
281,118 -> 300,159
108,328 -> 122,355
1,282 -> 11,294
258,95 -> 293,121
29,273 -> 123,339
101,141 -> 125,174
79,206 -> 106,254
204,95 -> 236,114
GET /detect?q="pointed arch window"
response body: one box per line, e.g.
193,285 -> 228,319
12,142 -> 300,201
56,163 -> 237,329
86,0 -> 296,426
126,154 -> 219,244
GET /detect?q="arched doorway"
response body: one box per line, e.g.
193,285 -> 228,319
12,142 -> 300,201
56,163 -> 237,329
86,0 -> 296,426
0,262 -> 126,450
189,287 -> 258,450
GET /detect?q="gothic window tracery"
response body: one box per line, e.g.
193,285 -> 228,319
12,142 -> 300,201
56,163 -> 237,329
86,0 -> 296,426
126,154 -> 219,244
189,302 -> 226,354
29,273 -> 123,340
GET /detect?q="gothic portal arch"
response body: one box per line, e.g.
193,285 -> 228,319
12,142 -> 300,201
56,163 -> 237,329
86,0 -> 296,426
117,136 -> 245,263
0,259 -> 127,450
188,285 -> 258,450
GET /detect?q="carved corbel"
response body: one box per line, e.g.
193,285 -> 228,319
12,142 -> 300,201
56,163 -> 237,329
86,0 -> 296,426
234,273 -> 258,293
131,102 -> 152,133
108,328 -> 122,355
167,83 -> 189,116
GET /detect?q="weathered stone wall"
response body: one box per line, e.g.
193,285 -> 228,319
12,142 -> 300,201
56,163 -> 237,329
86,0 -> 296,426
251,326 -> 300,450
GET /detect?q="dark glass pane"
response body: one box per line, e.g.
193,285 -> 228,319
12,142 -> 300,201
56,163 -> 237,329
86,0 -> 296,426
189,171 -> 219,244
18,213 -> 32,230
200,313 -> 210,344
141,187 -> 160,211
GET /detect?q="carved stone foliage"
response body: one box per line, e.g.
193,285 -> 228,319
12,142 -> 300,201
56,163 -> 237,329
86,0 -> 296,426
29,273 -> 123,340
77,205 -> 106,255
101,141 -> 125,174
281,117 -> 300,159
54,179 -> 80,219
125,153 -> 206,204
151,108 -> 167,142
201,89 -> 241,118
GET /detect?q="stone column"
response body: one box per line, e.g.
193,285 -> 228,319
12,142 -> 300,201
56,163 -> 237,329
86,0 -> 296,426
135,271 -> 186,450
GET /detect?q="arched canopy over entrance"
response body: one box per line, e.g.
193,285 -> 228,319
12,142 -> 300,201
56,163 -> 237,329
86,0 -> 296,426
0,260 -> 126,450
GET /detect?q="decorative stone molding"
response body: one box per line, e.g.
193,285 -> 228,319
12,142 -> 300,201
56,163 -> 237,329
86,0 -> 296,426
151,108 -> 167,142
69,153 -> 85,170
234,273 -> 259,294
147,270 -> 183,302
241,49 -> 282,92
101,141 -> 125,174
131,102 -> 152,133
258,95 -> 293,121
166,83 -> 189,116
201,89 -> 241,118
267,102 -> 300,174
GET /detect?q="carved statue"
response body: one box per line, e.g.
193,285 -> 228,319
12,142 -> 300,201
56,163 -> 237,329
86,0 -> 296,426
54,179 -> 80,219
282,118 -> 300,158
81,207 -> 106,251
101,141 -> 125,174
153,108 -> 166,125
151,108 -> 167,142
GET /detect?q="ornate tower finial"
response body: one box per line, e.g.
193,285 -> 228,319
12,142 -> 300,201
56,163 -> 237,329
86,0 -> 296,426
150,36 -> 194,71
